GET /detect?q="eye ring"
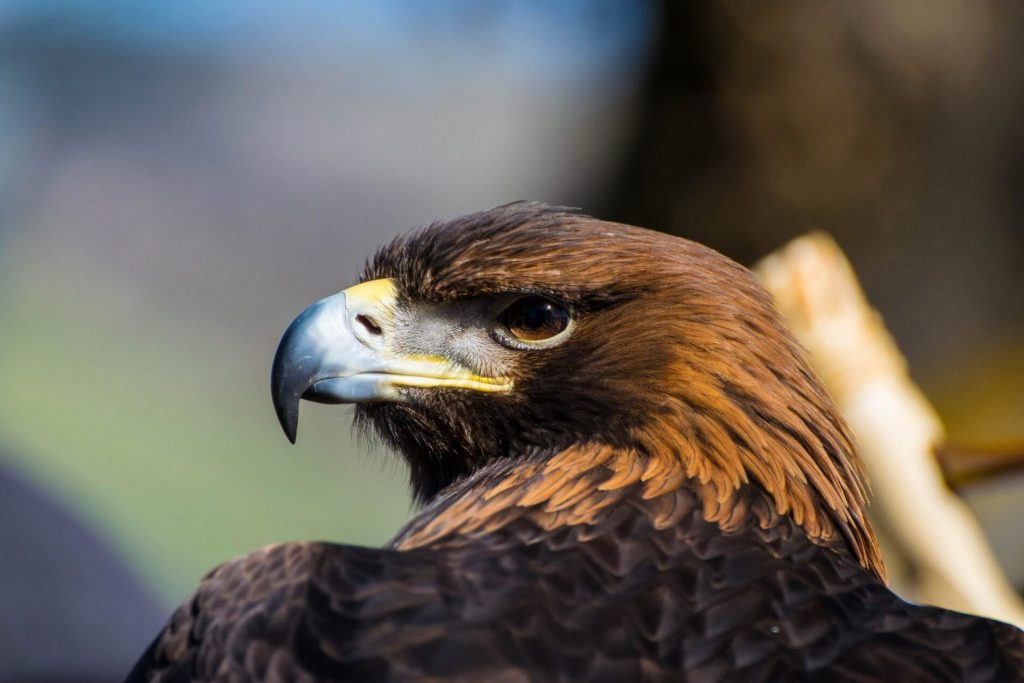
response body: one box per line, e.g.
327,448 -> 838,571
494,296 -> 573,349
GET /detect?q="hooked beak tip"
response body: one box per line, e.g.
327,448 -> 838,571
272,292 -> 352,445
271,369 -> 301,444
284,426 -> 297,445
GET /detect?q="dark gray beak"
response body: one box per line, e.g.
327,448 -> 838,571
271,278 -> 512,443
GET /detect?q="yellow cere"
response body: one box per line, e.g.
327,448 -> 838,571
343,278 -> 399,313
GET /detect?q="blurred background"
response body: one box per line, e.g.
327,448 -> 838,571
0,1 -> 1021,678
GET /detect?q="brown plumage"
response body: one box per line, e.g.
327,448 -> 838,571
126,203 -> 1023,682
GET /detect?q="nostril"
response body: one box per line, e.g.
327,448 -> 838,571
355,314 -> 383,336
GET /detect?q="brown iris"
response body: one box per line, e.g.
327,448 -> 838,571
499,296 -> 570,342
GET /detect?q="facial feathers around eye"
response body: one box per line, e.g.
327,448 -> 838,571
129,202 -> 1024,683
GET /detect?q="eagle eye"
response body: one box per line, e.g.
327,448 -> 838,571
498,296 -> 571,343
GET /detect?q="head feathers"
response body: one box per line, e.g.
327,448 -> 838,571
360,202 -> 883,576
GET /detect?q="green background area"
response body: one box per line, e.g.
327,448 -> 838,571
0,254 -> 409,605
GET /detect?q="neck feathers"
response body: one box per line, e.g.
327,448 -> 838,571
391,434 -> 884,580
643,262 -> 883,577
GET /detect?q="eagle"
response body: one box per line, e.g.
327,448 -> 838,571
127,203 -> 1024,682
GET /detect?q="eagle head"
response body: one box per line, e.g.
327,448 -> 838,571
272,202 -> 880,573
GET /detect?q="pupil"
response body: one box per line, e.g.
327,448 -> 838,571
523,304 -> 550,329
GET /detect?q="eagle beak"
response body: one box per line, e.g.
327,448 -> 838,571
271,278 -> 511,443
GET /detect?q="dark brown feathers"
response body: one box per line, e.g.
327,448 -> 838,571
128,203 -> 1023,682
130,453 -> 1023,681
